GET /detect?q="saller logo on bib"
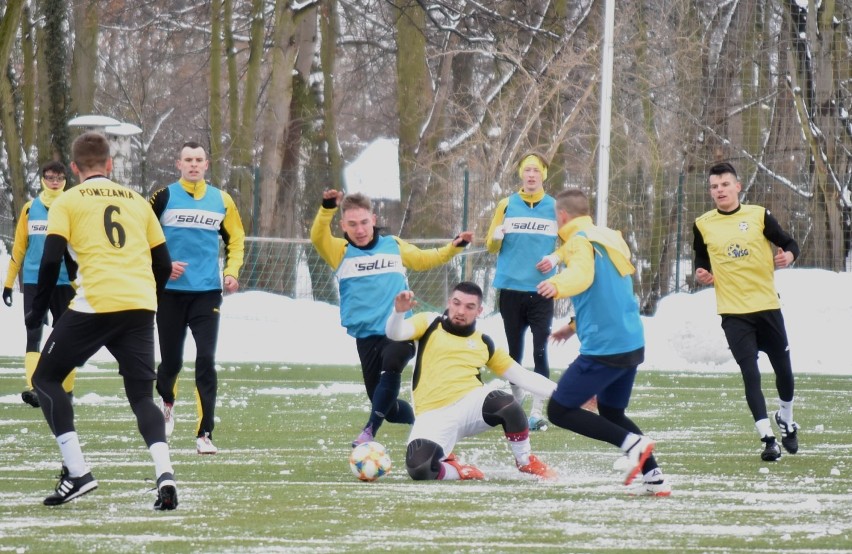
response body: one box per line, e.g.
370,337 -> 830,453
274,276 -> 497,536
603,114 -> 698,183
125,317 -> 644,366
356,259 -> 399,271
161,209 -> 224,231
175,213 -> 221,226
511,221 -> 551,231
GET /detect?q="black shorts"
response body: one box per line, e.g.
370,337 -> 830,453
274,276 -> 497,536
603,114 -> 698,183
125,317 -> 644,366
37,309 -> 157,381
721,309 -> 789,362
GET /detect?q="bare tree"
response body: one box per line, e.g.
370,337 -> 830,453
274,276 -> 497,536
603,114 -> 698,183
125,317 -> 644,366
70,0 -> 98,117
0,0 -> 27,219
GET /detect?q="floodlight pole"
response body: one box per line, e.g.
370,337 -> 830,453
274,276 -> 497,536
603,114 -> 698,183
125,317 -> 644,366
596,0 -> 615,226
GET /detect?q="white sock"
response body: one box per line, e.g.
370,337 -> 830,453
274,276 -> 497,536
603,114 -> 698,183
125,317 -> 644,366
56,431 -> 88,477
440,462 -> 460,481
508,437 -> 532,466
530,395 -> 544,419
755,418 -> 773,439
511,384 -> 526,404
621,432 -> 641,453
778,400 -> 794,423
643,467 -> 664,483
149,441 -> 174,479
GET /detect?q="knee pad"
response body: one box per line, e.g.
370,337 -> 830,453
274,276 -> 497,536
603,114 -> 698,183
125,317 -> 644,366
405,439 -> 444,481
482,390 -> 526,432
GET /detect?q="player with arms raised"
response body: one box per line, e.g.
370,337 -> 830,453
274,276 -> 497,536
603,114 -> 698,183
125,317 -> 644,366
311,190 -> 472,447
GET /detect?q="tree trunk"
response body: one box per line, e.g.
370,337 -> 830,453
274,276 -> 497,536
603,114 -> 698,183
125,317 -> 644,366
255,1 -> 300,294
319,0 -> 342,192
257,1 -> 298,238
20,5 -> 36,155
228,0 -> 265,234
787,0 -> 845,270
0,0 -> 27,219
43,0 -> 71,165
209,0 -> 224,185
304,0 -> 341,303
70,0 -> 98,118
392,0 -> 433,237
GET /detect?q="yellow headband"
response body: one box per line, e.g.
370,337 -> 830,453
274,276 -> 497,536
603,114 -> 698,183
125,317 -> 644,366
518,155 -> 547,181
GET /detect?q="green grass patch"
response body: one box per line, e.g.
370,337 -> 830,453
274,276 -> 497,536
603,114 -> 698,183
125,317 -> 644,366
1,358 -> 850,553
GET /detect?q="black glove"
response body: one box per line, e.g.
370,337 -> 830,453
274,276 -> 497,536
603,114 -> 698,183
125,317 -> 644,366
24,310 -> 44,330
2,287 -> 11,307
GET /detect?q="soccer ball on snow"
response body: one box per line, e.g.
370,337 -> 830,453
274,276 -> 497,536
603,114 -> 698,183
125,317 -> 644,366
349,441 -> 392,481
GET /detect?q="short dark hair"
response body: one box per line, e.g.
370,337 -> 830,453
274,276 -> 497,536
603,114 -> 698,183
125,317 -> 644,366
41,160 -> 67,178
72,132 -> 111,170
340,192 -> 373,214
555,188 -> 590,217
181,140 -> 205,152
453,281 -> 483,300
708,162 -> 738,179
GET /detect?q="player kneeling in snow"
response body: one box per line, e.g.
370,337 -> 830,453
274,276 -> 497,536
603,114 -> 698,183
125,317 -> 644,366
385,282 -> 557,481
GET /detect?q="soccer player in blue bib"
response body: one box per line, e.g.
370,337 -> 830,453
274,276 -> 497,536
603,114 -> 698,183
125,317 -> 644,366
3,161 -> 77,407
538,189 -> 670,496
486,152 -> 558,430
311,190 -> 472,447
149,141 -> 246,455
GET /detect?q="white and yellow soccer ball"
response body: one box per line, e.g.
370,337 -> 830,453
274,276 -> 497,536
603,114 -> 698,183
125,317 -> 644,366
349,441 -> 392,482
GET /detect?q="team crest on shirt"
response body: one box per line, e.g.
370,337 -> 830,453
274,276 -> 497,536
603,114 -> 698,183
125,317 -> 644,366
467,339 -> 477,349
738,221 -> 749,232
726,241 -> 749,259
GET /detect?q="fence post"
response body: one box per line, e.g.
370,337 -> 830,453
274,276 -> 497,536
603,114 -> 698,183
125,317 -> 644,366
462,167 -> 470,282
253,165 -> 260,233
675,171 -> 684,292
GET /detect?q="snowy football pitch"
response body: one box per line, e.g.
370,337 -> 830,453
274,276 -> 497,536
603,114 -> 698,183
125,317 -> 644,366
1,359 -> 849,553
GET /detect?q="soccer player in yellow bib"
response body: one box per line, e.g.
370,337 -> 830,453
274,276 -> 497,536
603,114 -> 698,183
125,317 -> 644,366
25,132 -> 178,510
693,162 -> 800,462
385,282 -> 557,481
3,161 -> 77,407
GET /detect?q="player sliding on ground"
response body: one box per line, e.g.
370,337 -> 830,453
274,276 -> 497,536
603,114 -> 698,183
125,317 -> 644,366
385,282 -> 557,481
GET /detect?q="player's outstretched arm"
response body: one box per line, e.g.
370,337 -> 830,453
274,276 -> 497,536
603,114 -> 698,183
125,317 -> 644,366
453,230 -> 474,247
503,363 -> 557,399
397,232 -> 469,272
385,291 -> 417,340
310,190 -> 347,269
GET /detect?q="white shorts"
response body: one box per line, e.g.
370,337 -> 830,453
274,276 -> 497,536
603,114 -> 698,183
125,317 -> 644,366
406,385 -> 496,459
